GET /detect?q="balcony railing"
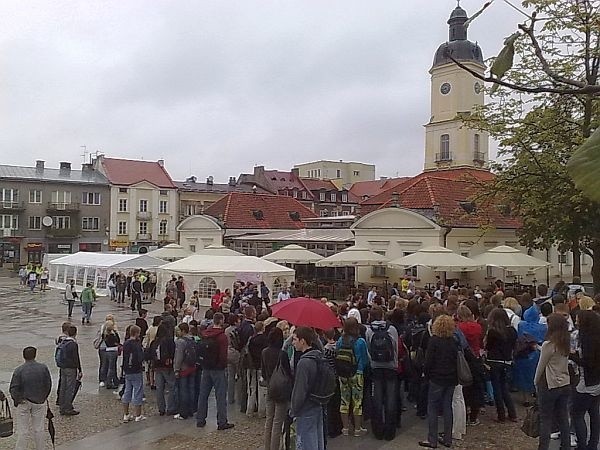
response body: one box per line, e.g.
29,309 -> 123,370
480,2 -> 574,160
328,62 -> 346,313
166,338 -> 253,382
46,227 -> 80,238
0,201 -> 25,211
47,202 -> 80,212
473,151 -> 486,163
435,152 -> 453,163
137,233 -> 152,240
136,211 -> 152,220
1,228 -> 24,238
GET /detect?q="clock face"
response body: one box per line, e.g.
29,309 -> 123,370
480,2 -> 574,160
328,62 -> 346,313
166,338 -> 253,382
440,82 -> 451,95
474,82 -> 482,94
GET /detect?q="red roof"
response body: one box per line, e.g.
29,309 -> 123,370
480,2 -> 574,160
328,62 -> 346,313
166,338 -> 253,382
99,157 -> 176,188
263,170 -> 313,197
360,169 -> 520,229
300,178 -> 338,191
204,192 -> 318,229
349,177 -> 411,199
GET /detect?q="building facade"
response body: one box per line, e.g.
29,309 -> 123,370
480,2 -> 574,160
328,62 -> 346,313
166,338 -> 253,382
294,160 -> 375,187
300,178 -> 358,217
0,161 -> 110,265
94,156 -> 178,254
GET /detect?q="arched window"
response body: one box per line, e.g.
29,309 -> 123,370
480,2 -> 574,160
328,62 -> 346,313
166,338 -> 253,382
198,277 -> 218,298
273,277 -> 282,295
440,134 -> 450,160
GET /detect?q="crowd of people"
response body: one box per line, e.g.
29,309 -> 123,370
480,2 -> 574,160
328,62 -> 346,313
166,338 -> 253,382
18,264 -> 49,292
5,274 -> 600,450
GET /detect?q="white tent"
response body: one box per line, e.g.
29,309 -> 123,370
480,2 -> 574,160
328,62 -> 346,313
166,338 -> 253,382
147,243 -> 191,261
262,244 -> 322,264
388,246 -> 482,272
48,252 -> 165,295
316,246 -> 389,267
472,245 -> 551,270
159,254 -> 295,307
196,245 -> 243,256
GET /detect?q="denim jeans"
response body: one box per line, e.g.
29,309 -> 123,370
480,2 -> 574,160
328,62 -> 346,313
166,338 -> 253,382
67,300 -> 75,317
227,361 -> 239,404
197,369 -> 229,427
489,362 -> 517,420
105,351 -> 119,388
265,398 -> 289,450
59,367 -> 78,414
538,384 -> 570,450
572,391 -> 600,450
176,373 -> 195,418
246,369 -> 267,417
371,368 -> 397,440
99,349 -> 108,382
155,369 -> 176,414
122,372 -> 144,406
81,302 -> 92,321
427,381 -> 454,446
296,404 -> 324,450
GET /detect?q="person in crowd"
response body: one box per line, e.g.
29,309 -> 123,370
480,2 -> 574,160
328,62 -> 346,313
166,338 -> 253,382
27,269 -> 37,292
80,282 -> 96,325
143,315 -> 162,389
116,271 -> 127,304
9,346 -> 52,450
131,275 -> 143,312
336,317 -> 369,437
18,266 -> 27,288
260,281 -> 270,304
196,312 -> 234,430
136,309 -> 149,340
161,304 -> 177,334
485,308 -> 518,423
535,313 -> 571,450
107,272 -> 117,301
121,324 -> 146,422
173,323 -> 196,420
102,321 -> 121,390
238,306 -> 256,413
291,327 -> 325,450
262,327 -> 292,450
97,315 -> 114,388
225,314 -> 241,404
57,325 -> 82,415
515,305 -> 547,406
277,287 -> 290,303
64,279 -> 77,318
571,310 -> 600,450
39,267 -> 49,292
54,322 -> 71,405
247,321 -> 269,418
151,322 -> 176,416
211,289 -> 224,312
365,305 -> 398,441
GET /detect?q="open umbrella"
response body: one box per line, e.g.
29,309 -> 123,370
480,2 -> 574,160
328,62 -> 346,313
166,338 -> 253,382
315,246 -> 389,267
388,246 -> 482,272
271,297 -> 341,330
262,244 -> 322,264
472,245 -> 551,270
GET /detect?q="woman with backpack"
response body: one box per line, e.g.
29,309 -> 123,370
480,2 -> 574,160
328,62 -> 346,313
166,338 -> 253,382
102,321 -> 121,390
336,317 -> 369,437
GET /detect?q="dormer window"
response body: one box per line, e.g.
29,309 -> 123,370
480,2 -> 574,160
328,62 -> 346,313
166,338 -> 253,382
252,210 -> 264,220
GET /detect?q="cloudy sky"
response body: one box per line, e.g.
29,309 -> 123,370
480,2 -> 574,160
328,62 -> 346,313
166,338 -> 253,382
0,0 -> 522,182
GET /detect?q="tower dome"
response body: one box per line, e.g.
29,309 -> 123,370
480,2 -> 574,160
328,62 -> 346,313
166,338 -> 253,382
432,5 -> 484,68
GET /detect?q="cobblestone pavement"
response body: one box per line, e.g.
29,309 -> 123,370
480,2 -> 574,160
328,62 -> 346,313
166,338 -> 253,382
0,272 -> 543,450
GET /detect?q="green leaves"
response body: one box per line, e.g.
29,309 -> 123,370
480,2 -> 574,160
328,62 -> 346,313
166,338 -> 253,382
567,127 -> 600,201
490,32 -> 521,94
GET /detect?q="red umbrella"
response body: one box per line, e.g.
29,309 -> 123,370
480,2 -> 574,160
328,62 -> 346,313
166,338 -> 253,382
271,297 -> 341,330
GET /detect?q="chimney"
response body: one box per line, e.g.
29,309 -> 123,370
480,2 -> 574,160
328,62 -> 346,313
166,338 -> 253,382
252,185 -> 257,193
254,165 -> 265,176
206,176 -> 214,186
59,162 -> 71,173
81,163 -> 93,173
391,191 -> 400,207
228,176 -> 236,187
157,159 -> 164,167
35,160 -> 45,171
291,168 -> 299,177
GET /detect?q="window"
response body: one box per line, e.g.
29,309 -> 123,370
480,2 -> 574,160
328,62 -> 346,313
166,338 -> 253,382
119,187 -> 128,193
139,221 -> 148,234
272,277 -> 283,295
118,198 -> 128,212
474,133 -> 480,152
198,277 -> 218,298
28,216 -> 41,230
185,204 -> 195,216
486,266 -> 494,278
292,190 -> 298,198
319,192 -> 326,201
461,251 -> 469,257
159,220 -> 167,235
75,267 -> 86,285
189,244 -> 196,253
317,169 -> 321,177
330,192 -> 337,202
159,190 -> 168,196
82,192 -> 101,205
341,193 -> 347,203
29,190 -> 42,203
336,169 -> 341,178
139,199 -> 148,212
51,191 -> 71,205
86,267 -> 96,286
402,252 -> 418,277
81,217 -> 100,231
52,216 -> 71,229
353,170 -> 360,176
159,200 -> 168,213
440,134 -> 450,160
1,215 -> 18,229
558,252 -> 568,264
320,209 -> 328,217
118,221 -> 127,235
330,211 -> 338,217
301,191 -> 308,200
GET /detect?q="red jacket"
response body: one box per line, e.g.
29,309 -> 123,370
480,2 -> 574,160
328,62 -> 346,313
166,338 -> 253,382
211,293 -> 224,312
457,321 -> 483,356
200,326 -> 228,370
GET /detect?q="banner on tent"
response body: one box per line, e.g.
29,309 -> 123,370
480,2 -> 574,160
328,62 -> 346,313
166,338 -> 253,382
235,272 -> 262,284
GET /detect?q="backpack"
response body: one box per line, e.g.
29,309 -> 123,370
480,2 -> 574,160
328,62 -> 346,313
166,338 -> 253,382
305,352 -> 336,405
55,339 -> 70,368
182,337 -> 197,368
369,325 -> 394,363
335,338 -> 358,378
197,336 -> 220,370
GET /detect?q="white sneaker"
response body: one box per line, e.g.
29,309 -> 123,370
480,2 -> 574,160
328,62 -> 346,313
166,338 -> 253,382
571,434 -> 577,447
122,414 -> 132,423
99,382 -> 105,387
174,414 -> 184,420
134,415 -> 147,422
550,432 -> 560,439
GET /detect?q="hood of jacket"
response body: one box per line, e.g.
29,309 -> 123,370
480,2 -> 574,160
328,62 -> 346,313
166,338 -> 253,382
201,326 -> 225,339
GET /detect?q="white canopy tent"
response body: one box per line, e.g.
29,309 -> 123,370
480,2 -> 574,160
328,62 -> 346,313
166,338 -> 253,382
472,245 -> 551,270
48,252 -> 165,295
316,246 -> 389,267
196,245 -> 243,256
262,244 -> 322,264
388,246 -> 482,272
147,243 -> 191,261
159,254 -> 295,306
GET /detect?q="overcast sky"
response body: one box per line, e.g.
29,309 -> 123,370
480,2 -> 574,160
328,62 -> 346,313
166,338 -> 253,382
0,0 -> 522,182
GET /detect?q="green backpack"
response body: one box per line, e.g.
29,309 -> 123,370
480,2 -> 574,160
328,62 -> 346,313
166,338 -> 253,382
335,338 -> 357,378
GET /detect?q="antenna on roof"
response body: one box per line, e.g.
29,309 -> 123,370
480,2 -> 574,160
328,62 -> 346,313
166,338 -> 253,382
80,145 -> 88,164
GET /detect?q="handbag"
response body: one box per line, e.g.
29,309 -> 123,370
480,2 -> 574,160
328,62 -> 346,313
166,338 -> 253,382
268,358 -> 293,402
0,398 -> 13,438
92,329 -> 103,350
521,403 -> 540,438
457,347 -> 473,386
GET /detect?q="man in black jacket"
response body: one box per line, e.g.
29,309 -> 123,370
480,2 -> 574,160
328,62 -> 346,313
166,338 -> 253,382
9,346 -> 52,449
131,275 -> 143,312
57,326 -> 82,415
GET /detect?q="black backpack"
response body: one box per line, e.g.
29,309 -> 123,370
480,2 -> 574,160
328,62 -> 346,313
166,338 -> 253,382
197,335 -> 220,369
305,352 -> 335,405
335,338 -> 358,378
182,337 -> 197,367
369,324 -> 394,363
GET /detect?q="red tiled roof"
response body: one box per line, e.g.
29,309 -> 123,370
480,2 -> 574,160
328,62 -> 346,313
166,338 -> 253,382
300,178 -> 338,191
204,192 -> 318,229
349,177 -> 411,199
99,157 -> 176,188
264,170 -> 313,197
359,169 -> 520,229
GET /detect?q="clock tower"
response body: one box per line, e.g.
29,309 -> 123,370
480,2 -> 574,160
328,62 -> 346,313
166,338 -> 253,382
423,5 -> 489,171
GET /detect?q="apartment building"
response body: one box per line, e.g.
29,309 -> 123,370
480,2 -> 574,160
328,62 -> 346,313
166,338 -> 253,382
293,160 -> 375,188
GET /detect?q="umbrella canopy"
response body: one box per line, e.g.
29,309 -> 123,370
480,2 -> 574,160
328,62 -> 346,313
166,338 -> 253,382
472,245 -> 551,270
196,244 -> 243,256
388,246 -> 482,272
315,246 -> 389,267
262,244 -> 322,264
147,243 -> 191,261
271,297 -> 341,330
